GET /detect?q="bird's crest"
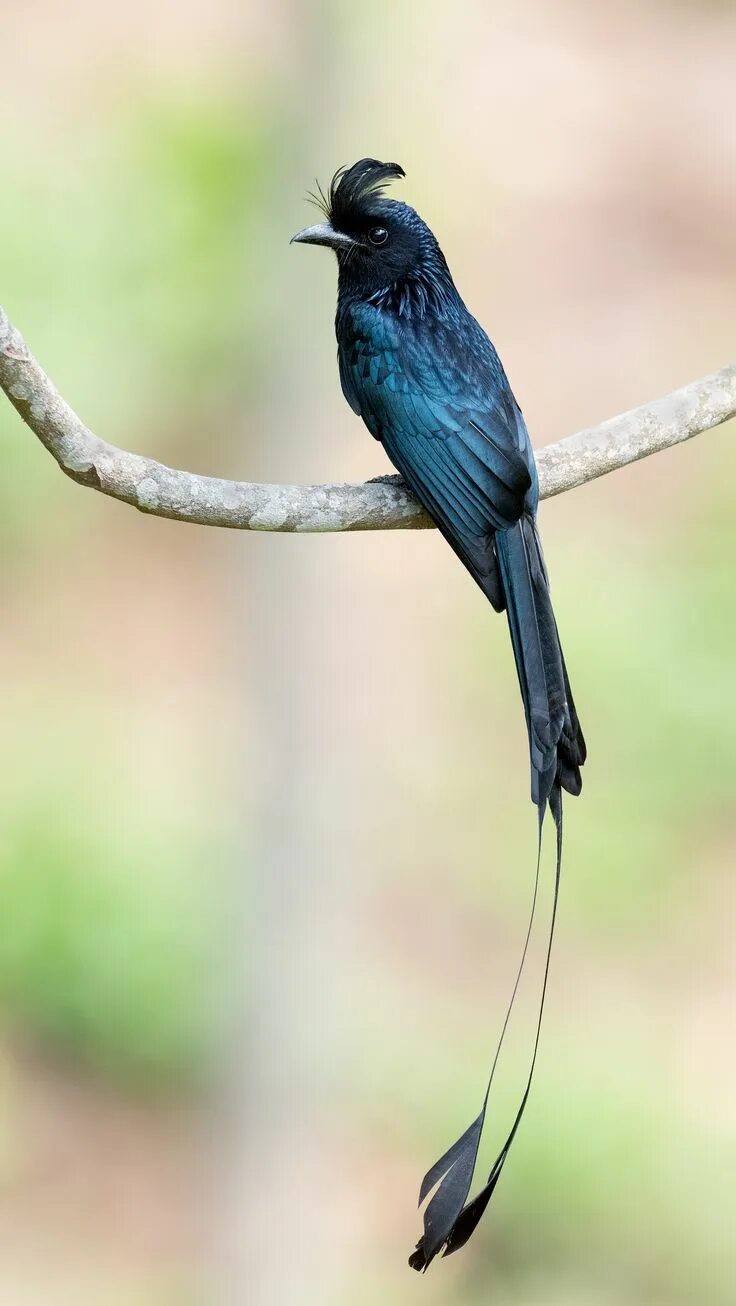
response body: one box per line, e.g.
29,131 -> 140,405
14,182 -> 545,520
309,158 -> 406,230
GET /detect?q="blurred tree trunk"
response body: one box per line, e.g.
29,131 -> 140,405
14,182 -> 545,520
210,6 -> 354,1304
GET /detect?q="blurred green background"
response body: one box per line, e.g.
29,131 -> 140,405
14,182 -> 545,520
0,1 -> 734,1303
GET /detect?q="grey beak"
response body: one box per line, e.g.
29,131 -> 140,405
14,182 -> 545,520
290,222 -> 357,252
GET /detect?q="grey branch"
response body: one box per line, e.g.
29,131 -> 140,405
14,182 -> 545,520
2,304 -> 735,532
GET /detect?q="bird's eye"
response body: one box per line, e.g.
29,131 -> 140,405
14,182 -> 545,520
368,226 -> 389,246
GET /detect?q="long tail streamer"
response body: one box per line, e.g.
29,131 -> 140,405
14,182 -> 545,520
409,788 -> 563,1271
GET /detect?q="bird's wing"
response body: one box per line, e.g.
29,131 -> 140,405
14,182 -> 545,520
339,310 -> 533,611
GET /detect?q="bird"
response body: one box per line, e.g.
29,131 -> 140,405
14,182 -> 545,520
292,159 -> 586,1271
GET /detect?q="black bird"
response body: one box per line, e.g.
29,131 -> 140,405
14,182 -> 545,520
292,159 -> 586,1271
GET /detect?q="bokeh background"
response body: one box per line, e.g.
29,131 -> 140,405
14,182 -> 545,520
1,2 -> 735,1303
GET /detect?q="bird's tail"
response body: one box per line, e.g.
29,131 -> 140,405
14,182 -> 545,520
409,514 -> 585,1272
495,513 -> 586,807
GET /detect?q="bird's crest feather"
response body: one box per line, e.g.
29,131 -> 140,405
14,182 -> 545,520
319,158 -> 406,229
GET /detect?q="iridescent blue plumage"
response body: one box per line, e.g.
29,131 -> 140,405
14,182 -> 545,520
293,158 -> 586,1271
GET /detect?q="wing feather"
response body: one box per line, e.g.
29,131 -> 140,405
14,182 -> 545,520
338,303 -> 535,611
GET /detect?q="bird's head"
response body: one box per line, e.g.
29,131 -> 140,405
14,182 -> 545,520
291,159 -> 450,302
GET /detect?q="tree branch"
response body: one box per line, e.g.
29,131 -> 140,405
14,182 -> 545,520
2,305 -> 734,532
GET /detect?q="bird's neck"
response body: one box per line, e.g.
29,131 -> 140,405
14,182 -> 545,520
337,252 -> 458,323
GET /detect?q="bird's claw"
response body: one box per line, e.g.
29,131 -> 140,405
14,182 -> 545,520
367,473 -> 404,486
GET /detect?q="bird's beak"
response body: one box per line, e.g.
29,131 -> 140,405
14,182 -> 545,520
290,222 -> 357,252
